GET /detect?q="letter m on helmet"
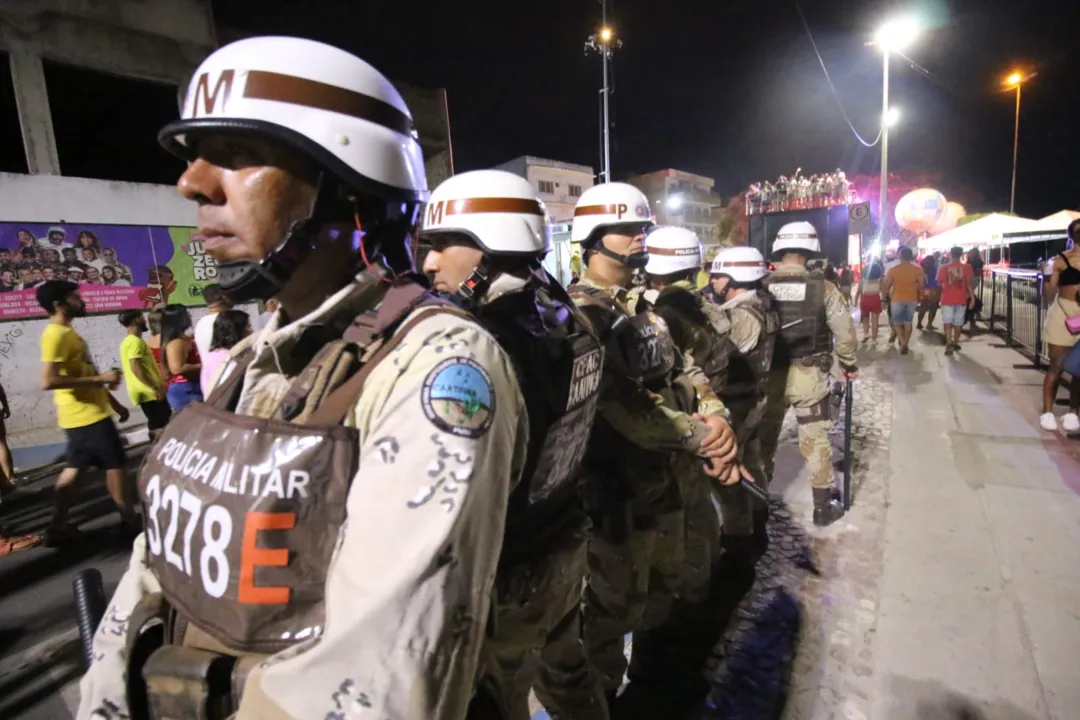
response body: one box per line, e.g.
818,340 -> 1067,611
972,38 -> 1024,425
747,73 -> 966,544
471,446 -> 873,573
190,70 -> 235,118
426,200 -> 445,227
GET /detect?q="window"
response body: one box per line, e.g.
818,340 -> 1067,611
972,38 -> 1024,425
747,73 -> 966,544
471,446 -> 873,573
0,52 -> 28,173
538,180 -> 555,194
43,60 -> 184,184
568,184 -> 582,197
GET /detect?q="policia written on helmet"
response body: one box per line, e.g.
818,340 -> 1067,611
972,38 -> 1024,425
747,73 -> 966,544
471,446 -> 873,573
79,37 -> 527,720
419,170 -> 609,718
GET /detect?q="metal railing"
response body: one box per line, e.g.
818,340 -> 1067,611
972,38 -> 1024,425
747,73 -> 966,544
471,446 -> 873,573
974,268 -> 1048,367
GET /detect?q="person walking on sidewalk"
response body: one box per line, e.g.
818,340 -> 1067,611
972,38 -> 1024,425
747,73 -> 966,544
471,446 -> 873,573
854,261 -> 884,344
161,304 -> 202,412
937,246 -> 975,357
1040,219 -> 1080,432
118,310 -> 171,439
0,377 -> 16,495
917,251 -> 941,330
882,246 -> 924,355
758,221 -> 857,527
37,281 -> 136,546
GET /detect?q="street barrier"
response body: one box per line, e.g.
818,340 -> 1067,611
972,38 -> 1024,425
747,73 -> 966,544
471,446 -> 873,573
974,268 -> 1048,367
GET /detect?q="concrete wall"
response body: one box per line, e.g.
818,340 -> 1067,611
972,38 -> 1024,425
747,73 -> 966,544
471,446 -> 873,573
0,172 -> 230,467
1,0 -> 216,174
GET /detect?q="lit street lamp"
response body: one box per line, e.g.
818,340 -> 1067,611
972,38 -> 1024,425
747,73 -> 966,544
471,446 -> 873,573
667,194 -> 684,211
885,107 -> 901,127
585,1 -> 621,184
874,17 -> 918,247
1004,70 -> 1036,214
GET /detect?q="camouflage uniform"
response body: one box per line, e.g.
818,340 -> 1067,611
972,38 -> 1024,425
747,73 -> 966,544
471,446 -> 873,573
758,262 -> 858,493
560,273 -> 726,702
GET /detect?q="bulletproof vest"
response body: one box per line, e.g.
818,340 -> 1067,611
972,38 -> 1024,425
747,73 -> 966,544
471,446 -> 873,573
568,284 -> 675,383
725,290 -> 780,397
129,281 -> 468,718
568,282 -> 682,517
764,270 -> 831,363
476,274 -> 602,563
649,285 -> 731,398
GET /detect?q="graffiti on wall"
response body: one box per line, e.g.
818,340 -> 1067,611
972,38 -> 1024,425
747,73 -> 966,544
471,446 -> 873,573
0,223 -> 216,320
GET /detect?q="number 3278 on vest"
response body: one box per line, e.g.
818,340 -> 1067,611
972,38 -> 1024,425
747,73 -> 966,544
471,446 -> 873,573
143,475 -> 295,605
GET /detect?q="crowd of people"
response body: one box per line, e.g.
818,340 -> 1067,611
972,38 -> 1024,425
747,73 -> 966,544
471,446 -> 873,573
853,246 -> 983,355
0,227 -> 134,292
745,169 -> 856,215
0,282 -> 263,557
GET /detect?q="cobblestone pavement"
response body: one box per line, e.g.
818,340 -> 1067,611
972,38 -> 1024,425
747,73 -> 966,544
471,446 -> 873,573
703,375 -> 893,720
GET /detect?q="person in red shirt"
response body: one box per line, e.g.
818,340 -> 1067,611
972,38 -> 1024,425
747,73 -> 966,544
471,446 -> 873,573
936,245 -> 975,355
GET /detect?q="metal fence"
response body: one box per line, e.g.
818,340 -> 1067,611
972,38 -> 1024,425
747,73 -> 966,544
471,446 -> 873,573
973,268 -> 1048,367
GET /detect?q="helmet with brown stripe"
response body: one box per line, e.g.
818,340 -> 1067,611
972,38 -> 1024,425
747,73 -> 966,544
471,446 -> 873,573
419,169 -> 551,302
158,36 -> 428,302
571,182 -> 654,269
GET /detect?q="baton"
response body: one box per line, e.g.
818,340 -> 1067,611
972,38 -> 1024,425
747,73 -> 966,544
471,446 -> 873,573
72,568 -> 107,669
843,379 -> 854,510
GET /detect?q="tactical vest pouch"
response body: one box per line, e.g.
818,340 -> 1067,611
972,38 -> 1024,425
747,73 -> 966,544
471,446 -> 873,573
143,644 -> 236,720
619,311 -> 676,382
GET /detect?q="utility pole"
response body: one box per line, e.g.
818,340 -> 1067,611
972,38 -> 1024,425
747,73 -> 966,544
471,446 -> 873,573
879,48 -> 889,250
585,0 -> 619,183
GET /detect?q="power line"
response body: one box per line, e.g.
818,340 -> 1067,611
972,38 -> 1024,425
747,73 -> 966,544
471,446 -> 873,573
793,0 -> 882,148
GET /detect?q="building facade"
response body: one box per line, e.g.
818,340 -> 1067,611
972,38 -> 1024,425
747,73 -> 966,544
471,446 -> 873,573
494,156 -> 595,223
625,168 -> 724,245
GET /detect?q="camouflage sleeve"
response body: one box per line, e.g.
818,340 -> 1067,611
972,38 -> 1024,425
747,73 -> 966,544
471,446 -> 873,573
596,372 -> 714,455
825,282 -> 858,369
728,307 -> 763,355
677,350 -> 728,418
77,535 -> 162,719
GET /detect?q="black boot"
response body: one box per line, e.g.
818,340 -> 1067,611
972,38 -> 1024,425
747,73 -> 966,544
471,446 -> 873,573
812,487 -> 845,527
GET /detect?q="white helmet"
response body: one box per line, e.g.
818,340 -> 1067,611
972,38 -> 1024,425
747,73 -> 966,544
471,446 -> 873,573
571,183 -> 653,268
158,37 -> 427,301
644,226 -> 701,276
771,221 -> 822,259
711,246 -> 769,282
420,170 -> 550,257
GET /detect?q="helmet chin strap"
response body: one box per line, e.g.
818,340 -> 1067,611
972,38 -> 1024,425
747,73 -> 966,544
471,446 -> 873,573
453,255 -> 493,308
596,243 -> 649,269
216,173 -> 334,303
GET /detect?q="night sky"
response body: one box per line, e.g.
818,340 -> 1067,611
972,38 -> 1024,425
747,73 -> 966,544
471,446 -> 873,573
4,0 -> 1078,219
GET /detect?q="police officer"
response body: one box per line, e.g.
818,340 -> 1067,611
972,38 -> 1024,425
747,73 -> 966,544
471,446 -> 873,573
79,37 -> 526,720
706,246 -> 779,552
757,221 -> 857,527
563,183 -> 737,707
419,169 -> 608,720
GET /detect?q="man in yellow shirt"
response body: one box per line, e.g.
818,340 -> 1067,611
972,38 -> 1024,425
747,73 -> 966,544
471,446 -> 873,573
37,281 -> 134,546
118,310 -> 171,439
882,246 -> 925,354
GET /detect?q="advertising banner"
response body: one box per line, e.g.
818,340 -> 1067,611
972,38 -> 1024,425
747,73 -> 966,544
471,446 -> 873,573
0,223 -> 218,319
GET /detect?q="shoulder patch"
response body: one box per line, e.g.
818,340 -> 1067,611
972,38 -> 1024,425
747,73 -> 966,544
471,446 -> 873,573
421,357 -> 496,439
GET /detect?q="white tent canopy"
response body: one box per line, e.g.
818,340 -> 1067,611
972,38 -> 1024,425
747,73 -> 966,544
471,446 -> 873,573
1034,210 -> 1080,232
919,213 -> 1038,251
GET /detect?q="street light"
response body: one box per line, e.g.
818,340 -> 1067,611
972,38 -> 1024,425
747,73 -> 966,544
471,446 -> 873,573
1004,70 -> 1036,214
585,2 -> 621,184
874,17 -> 918,247
885,107 -> 901,127
667,194 -> 684,211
